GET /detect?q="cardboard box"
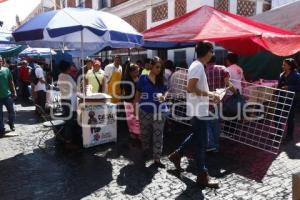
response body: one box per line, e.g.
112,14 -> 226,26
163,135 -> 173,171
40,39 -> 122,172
293,172 -> 300,200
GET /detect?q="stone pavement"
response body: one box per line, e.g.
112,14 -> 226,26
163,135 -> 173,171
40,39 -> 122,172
0,103 -> 300,200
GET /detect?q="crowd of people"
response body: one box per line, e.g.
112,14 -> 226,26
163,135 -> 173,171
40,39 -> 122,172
1,41 -> 300,188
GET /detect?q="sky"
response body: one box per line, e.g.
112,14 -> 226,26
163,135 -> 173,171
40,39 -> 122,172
0,0 -> 41,33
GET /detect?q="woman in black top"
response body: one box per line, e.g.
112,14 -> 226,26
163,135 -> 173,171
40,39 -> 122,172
277,58 -> 300,141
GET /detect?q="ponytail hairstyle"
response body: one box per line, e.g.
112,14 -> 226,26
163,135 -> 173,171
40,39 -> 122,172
150,56 -> 164,86
283,58 -> 297,71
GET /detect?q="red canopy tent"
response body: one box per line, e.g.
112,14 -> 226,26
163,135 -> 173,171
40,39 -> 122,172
143,5 -> 300,56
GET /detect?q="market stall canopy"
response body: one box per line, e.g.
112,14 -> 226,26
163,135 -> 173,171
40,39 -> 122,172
251,1 -> 300,34
12,8 -> 143,52
0,45 -> 26,58
143,5 -> 300,56
19,47 -> 56,58
143,40 -> 195,50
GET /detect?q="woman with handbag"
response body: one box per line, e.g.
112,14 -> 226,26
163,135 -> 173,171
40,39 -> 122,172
120,63 -> 141,139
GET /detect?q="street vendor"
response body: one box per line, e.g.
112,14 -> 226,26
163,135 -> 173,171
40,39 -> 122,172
85,60 -> 106,94
104,55 -> 122,103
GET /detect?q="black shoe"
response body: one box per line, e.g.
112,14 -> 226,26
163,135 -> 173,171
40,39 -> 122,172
154,161 -> 166,169
0,129 -> 6,137
9,123 -> 15,131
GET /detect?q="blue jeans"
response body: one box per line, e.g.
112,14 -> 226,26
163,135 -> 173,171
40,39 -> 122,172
286,101 -> 296,139
176,117 -> 208,173
0,95 -> 16,132
207,117 -> 221,150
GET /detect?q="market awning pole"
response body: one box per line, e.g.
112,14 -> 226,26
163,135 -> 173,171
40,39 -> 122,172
128,48 -> 131,62
81,30 -> 85,105
50,48 -> 53,84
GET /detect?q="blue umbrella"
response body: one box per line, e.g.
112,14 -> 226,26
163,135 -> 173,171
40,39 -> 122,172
12,8 -> 143,52
19,47 -> 57,58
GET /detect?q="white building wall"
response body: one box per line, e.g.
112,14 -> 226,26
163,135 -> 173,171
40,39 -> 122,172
92,0 -> 99,9
272,0 -> 300,9
43,0 -> 55,8
229,0 -> 237,13
95,0 -> 268,65
187,0 -> 213,12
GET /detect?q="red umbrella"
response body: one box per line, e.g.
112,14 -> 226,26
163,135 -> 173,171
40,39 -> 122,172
143,5 -> 300,56
0,0 -> 8,3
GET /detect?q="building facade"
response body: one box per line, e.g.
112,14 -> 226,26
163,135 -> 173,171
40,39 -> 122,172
271,0 -> 299,8
18,0 -> 55,28
24,0 -> 273,64
98,0 -> 272,64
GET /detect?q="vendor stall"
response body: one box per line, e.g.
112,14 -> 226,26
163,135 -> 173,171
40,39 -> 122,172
143,5 -> 300,56
12,7 -> 143,149
77,93 -> 117,148
142,5 -> 299,154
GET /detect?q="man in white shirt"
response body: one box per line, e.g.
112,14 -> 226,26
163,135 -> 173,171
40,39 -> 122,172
225,53 -> 245,94
104,55 -> 122,82
168,42 -> 219,188
104,55 -> 122,103
34,65 -> 47,116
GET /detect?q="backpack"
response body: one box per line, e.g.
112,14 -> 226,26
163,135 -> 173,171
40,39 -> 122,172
30,65 -> 39,85
19,66 -> 31,82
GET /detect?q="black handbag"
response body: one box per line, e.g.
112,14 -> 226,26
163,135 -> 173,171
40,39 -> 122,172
222,90 -> 246,118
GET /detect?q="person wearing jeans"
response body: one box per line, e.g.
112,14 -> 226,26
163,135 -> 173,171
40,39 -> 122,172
0,56 -> 17,135
168,42 -> 220,188
174,117 -> 208,171
207,116 -> 221,151
33,65 -> 47,116
205,56 -> 236,151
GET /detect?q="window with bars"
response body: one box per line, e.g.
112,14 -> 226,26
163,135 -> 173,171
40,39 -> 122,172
62,0 -> 66,8
99,0 -> 108,9
78,0 -> 84,7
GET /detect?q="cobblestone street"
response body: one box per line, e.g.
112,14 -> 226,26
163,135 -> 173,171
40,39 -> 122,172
0,103 -> 300,200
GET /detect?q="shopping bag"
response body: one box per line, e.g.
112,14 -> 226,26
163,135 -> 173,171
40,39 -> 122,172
222,90 -> 246,118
